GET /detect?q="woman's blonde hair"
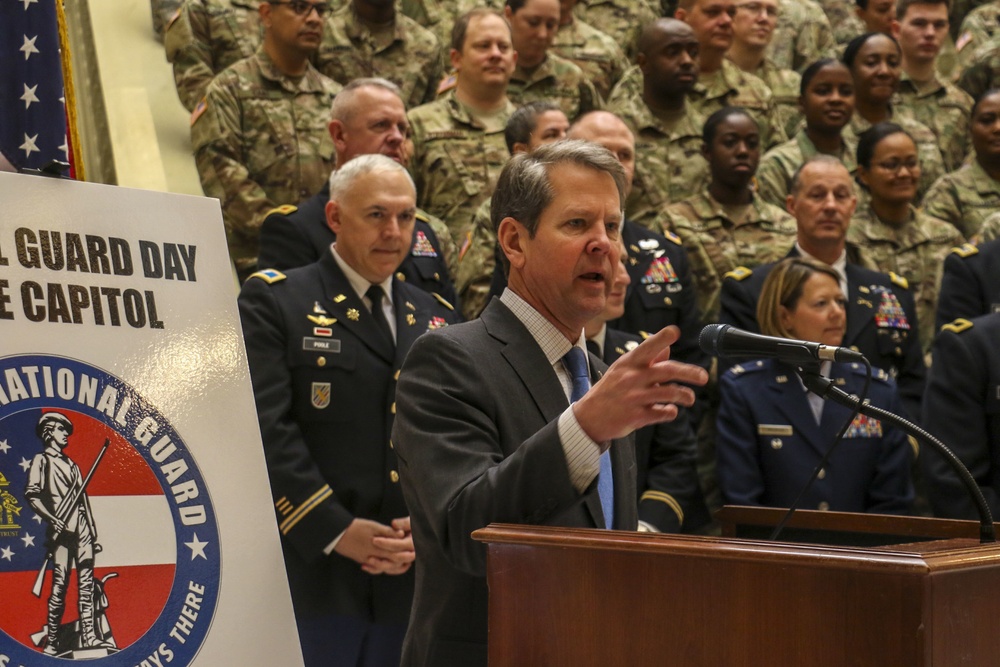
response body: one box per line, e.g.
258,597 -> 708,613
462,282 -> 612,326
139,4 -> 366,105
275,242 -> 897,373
757,257 -> 842,338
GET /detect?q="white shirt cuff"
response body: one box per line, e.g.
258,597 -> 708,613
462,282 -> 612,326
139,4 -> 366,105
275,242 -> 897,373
558,406 -> 603,494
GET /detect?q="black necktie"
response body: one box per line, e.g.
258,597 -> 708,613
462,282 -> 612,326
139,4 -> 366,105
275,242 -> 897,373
365,284 -> 394,347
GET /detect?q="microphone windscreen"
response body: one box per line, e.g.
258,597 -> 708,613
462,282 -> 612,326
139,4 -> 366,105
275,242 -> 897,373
699,323 -> 729,356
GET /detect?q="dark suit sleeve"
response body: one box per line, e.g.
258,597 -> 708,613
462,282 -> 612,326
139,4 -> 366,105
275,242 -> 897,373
714,372 -> 766,507
238,278 -> 354,561
893,287 -> 927,422
638,409 -> 707,533
865,381 -> 915,514
258,213 -> 318,271
921,327 -> 999,520
392,331 -> 583,577
719,274 -> 760,333
935,252 -> 982,331
669,247 -> 709,370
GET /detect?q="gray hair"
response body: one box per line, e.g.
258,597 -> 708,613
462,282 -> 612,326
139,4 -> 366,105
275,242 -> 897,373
491,139 -> 628,274
328,78 -> 404,124
788,154 -> 850,195
328,154 -> 415,202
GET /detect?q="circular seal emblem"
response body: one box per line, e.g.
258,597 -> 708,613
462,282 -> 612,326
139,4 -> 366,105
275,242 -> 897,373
0,354 -> 220,665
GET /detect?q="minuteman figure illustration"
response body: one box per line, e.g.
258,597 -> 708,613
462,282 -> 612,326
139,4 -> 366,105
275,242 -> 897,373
24,412 -> 114,656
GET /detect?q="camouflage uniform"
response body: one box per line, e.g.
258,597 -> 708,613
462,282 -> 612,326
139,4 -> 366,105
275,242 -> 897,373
573,0 -> 659,60
455,199 -> 498,321
407,90 -> 513,243
315,4 -> 442,109
921,160 -> 1000,240
506,52 -> 602,121
191,47 -> 340,277
164,0 -> 262,112
849,111 -> 945,204
399,0 -> 503,66
958,34 -> 1000,99
895,73 -> 973,173
660,191 -> 798,322
977,209 -> 1000,241
755,128 -> 859,208
552,17 -> 630,101
767,0 -> 837,73
749,58 -> 803,140
152,0 -> 184,40
849,204 -> 965,353
607,66 -> 711,231
956,0 -> 1000,69
818,0 -> 865,47
690,59 -> 788,150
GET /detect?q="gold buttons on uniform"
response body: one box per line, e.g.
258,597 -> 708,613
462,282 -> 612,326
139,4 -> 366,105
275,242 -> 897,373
390,470 -> 399,483
396,272 -> 406,281
317,357 -> 326,367
817,468 -> 826,480
391,402 -> 396,414
818,501 -> 830,511
663,297 -> 672,306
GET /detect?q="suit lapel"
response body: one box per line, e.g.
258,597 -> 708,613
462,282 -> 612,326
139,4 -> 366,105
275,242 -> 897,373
317,253 -> 395,363
767,363 -> 827,456
392,283 -> 424,366
845,266 -> 873,346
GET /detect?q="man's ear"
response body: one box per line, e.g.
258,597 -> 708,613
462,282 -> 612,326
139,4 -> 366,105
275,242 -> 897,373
497,216 -> 526,272
325,199 -> 341,235
328,120 -> 347,154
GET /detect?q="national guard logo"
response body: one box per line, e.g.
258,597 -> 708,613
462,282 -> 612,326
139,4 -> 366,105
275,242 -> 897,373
410,231 -> 438,258
873,291 -> 910,330
0,355 -> 220,666
311,383 -> 331,410
845,414 -> 883,439
640,257 -> 678,284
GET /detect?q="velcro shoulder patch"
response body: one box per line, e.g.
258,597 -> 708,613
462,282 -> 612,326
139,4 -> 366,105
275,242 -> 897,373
941,318 -> 974,334
889,271 -> 909,290
724,266 -> 752,282
248,269 -> 287,284
951,243 -> 979,259
265,204 -> 298,218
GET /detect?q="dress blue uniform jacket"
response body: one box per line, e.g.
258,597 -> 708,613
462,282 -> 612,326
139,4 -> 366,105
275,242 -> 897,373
717,359 -> 913,514
238,251 -> 460,629
935,239 -> 1000,331
601,328 -> 710,532
718,249 -> 926,421
922,313 -> 1000,520
258,181 -> 460,309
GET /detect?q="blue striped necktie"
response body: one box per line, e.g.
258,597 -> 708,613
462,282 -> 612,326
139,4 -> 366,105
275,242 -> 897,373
562,346 -> 614,529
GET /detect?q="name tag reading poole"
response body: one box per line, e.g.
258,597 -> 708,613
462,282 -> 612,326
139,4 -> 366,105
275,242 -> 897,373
303,337 -> 341,353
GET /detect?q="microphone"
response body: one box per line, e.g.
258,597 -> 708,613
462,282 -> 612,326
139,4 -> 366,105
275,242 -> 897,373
699,324 -> 865,364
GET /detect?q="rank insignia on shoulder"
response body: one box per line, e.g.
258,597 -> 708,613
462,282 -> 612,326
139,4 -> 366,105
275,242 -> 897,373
248,268 -> 286,283
415,211 -> 429,222
638,238 -> 660,250
428,316 -> 448,330
411,230 -> 438,257
431,292 -> 455,311
307,314 -> 336,327
641,256 -> 678,284
941,318 -> 974,334
951,243 -> 979,258
663,231 -> 682,246
265,204 -> 298,218
724,266 -> 752,281
889,272 -> 909,290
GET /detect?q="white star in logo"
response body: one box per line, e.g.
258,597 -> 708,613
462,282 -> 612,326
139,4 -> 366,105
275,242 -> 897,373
185,533 -> 209,560
20,457 -> 32,472
59,137 -> 68,156
21,84 -> 39,110
0,546 -> 14,562
32,514 -> 43,524
21,534 -> 35,548
0,439 -> 9,454
20,133 -> 39,157
21,35 -> 39,60
22,0 -> 38,9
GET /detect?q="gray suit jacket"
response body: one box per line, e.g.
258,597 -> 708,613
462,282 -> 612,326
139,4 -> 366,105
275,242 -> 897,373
392,297 -> 638,667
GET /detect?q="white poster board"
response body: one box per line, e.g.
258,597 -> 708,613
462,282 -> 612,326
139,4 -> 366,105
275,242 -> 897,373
0,173 -> 304,666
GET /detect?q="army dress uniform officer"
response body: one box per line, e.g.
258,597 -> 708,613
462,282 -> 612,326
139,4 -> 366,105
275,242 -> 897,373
258,181 -> 460,310
719,256 -> 926,422
239,156 -> 460,667
935,239 -> 1000,330
717,359 -> 914,513
921,313 -> 1000,520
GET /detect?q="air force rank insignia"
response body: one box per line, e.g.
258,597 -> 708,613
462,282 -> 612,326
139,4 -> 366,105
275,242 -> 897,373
311,382 -> 331,409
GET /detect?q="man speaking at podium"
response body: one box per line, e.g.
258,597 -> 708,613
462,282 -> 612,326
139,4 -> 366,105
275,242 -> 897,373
392,140 -> 709,667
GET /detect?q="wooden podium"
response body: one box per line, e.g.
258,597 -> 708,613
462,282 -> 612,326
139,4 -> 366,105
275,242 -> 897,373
472,507 -> 1000,666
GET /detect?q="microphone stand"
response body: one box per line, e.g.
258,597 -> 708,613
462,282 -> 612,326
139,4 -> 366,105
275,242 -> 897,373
799,371 -> 997,544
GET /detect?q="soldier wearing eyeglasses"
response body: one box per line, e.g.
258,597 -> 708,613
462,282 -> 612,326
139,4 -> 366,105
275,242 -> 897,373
191,0 -> 342,281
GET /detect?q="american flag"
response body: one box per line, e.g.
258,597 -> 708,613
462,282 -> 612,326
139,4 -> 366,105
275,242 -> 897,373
0,0 -> 70,173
